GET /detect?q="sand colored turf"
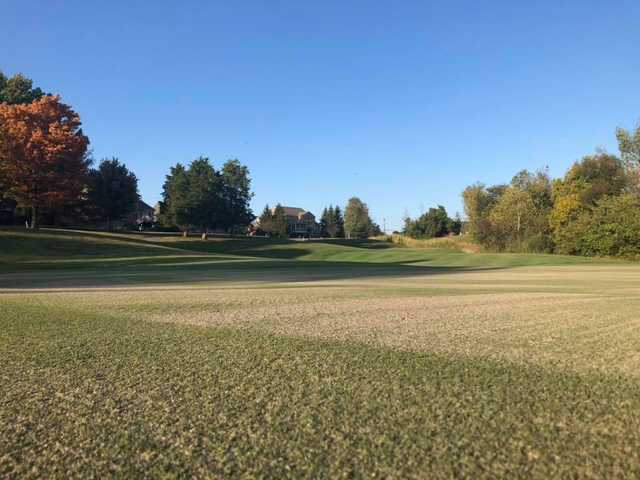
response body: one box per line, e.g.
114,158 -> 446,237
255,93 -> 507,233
2,229 -> 640,477
4,265 -> 640,376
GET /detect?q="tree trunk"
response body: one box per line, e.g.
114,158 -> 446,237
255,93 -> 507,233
107,216 -> 112,232
182,230 -> 188,238
30,205 -> 38,229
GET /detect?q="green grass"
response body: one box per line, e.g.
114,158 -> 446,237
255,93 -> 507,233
2,301 -> 640,479
0,228 -> 623,288
1,228 -> 640,477
2,227 -> 623,265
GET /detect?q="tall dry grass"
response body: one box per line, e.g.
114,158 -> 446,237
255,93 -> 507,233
374,234 -> 482,253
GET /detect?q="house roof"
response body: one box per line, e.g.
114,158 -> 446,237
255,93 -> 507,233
137,200 -> 154,212
273,206 -> 306,217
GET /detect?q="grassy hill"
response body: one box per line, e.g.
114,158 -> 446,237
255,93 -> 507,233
1,227 -> 629,291
0,227 -> 623,266
0,228 -> 625,290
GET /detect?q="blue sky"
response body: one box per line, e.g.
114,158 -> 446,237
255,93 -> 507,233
3,1 -> 639,231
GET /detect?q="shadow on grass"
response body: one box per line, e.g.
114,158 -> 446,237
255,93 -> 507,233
0,258 -> 504,290
46,229 -> 397,254
3,303 -> 640,478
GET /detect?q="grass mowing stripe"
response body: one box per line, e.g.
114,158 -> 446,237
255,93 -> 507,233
1,302 -> 639,478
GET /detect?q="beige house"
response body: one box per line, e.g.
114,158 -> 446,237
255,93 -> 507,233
276,207 -> 320,236
251,206 -> 321,237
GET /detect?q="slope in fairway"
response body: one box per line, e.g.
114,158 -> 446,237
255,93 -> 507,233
1,229 -> 640,478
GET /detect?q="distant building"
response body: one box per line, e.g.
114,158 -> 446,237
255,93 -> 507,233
277,206 -> 321,237
251,206 -> 321,237
133,200 -> 155,226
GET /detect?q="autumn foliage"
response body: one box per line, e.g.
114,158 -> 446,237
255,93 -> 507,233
0,95 -> 89,227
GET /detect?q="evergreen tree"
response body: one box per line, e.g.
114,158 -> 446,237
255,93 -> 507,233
450,213 -> 463,235
319,205 -> 345,238
160,157 -> 255,237
369,222 -> 382,237
86,158 -> 139,231
159,163 -> 191,235
258,204 -> 273,234
184,157 -> 220,234
0,71 -> 44,105
333,205 -> 345,238
219,159 -> 254,233
319,207 -> 329,237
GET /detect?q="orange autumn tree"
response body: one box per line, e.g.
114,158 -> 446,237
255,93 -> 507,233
0,95 -> 90,228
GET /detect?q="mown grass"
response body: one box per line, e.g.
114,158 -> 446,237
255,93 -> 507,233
1,228 -> 614,289
2,301 -> 640,479
2,227 -> 623,265
2,228 -> 640,477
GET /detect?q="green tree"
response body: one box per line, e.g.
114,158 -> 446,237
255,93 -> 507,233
333,206 -> 345,238
86,158 -> 139,231
463,170 -> 552,252
488,187 -> 537,251
553,152 -> 628,204
344,197 -> 372,239
580,193 -> 640,258
320,205 -> 344,238
403,205 -> 453,239
462,183 -> 503,244
551,152 -> 628,253
369,221 -> 383,237
184,157 -> 220,236
450,213 -> 463,235
616,123 -> 640,185
258,204 -> 273,235
511,169 -> 553,211
0,72 -> 44,105
219,159 -> 254,233
160,157 -> 254,237
159,163 -> 191,235
257,204 -> 287,238
319,207 -> 330,237
509,169 -> 553,252
270,204 -> 288,238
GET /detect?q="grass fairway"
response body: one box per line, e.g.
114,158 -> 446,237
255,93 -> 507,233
2,229 -> 640,478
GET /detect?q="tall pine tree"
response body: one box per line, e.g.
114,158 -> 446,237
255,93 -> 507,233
333,206 -> 345,238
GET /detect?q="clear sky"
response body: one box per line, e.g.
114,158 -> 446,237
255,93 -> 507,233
3,1 -> 639,231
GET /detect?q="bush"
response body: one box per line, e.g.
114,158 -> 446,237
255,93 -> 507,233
522,233 -> 554,254
579,194 -> 640,258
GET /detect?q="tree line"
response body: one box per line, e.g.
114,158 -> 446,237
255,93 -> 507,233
459,125 -> 640,257
157,157 -> 253,236
255,197 -> 380,239
0,70 -> 253,232
1,71 -> 379,238
403,206 -> 462,239
11,69 -> 637,256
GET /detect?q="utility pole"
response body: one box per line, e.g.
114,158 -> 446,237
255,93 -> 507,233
383,218 -> 387,234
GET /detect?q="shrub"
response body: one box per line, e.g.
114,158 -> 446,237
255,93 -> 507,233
579,194 -> 640,258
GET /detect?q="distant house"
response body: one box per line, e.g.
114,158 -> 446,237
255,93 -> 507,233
251,206 -> 321,237
133,200 -> 156,226
277,206 -> 321,237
